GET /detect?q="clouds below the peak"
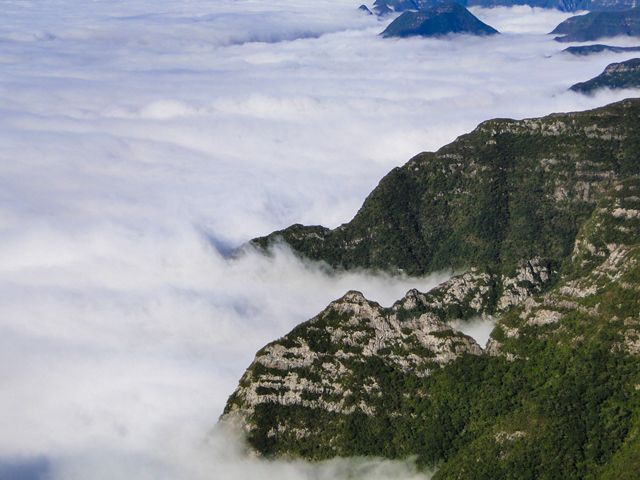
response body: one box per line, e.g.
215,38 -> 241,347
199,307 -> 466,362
2,3 -> 636,245
1,1 -> 640,478
0,224 -> 448,470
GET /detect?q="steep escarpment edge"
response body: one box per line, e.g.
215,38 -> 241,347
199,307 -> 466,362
222,100 -> 640,477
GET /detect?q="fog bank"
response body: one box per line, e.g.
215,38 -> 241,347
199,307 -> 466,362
1,1 -> 639,478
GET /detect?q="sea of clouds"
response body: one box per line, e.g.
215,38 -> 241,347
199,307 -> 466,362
1,0 -> 640,478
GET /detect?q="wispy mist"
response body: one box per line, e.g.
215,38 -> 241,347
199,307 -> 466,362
450,316 -> 496,348
46,422 -> 433,480
1,1 -> 639,478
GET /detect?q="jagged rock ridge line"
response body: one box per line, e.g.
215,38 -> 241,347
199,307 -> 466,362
251,99 -> 640,277
571,58 -> 640,94
371,0 -> 640,15
222,259 -> 550,426
381,2 -> 499,38
552,8 -> 640,42
222,100 -> 640,478
563,44 -> 640,56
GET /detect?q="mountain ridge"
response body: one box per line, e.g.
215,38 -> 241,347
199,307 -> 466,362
371,0 -> 640,15
381,2 -> 499,38
563,44 -> 640,55
571,58 -> 640,93
552,8 -> 640,42
250,99 -> 640,277
223,99 -> 640,478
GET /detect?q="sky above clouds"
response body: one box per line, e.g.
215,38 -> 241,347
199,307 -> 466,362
1,1 -> 640,478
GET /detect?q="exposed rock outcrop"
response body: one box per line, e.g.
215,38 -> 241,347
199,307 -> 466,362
223,102 -> 640,478
371,0 -> 640,17
570,58 -> 640,94
381,2 -> 498,38
222,257 -> 556,454
552,8 -> 640,43
563,44 -> 640,56
251,99 -> 640,277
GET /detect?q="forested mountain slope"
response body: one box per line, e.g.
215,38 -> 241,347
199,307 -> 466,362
222,99 -> 640,479
252,99 -> 640,277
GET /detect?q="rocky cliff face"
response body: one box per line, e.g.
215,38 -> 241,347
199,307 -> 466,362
563,44 -> 640,56
571,58 -> 640,94
223,288 -> 482,427
222,101 -> 640,478
251,99 -> 640,277
380,2 -> 498,38
371,0 -> 640,16
552,8 -> 640,42
221,260 -> 553,458
488,176 -> 640,357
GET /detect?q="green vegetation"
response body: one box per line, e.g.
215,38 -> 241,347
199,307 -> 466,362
571,58 -> 640,94
224,100 -> 640,479
563,44 -> 640,56
380,2 -> 498,38
251,99 -> 640,277
551,9 -> 640,43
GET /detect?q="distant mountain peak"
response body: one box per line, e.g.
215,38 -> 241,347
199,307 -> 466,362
358,4 -> 374,15
552,8 -> 640,42
570,57 -> 640,93
381,2 -> 499,38
372,0 -> 640,16
562,44 -> 640,55
223,100 -> 640,477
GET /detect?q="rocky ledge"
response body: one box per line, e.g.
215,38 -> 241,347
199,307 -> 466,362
221,257 -> 555,456
571,58 -> 640,94
221,102 -> 640,478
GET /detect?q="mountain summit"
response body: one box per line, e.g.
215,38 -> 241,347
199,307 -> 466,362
250,99 -> 640,277
372,0 -> 640,15
223,99 -> 640,478
552,8 -> 640,42
563,44 -> 640,56
571,58 -> 640,93
381,2 -> 499,38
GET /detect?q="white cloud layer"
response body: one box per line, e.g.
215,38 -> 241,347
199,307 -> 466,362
1,1 -> 639,478
47,422 -> 433,480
